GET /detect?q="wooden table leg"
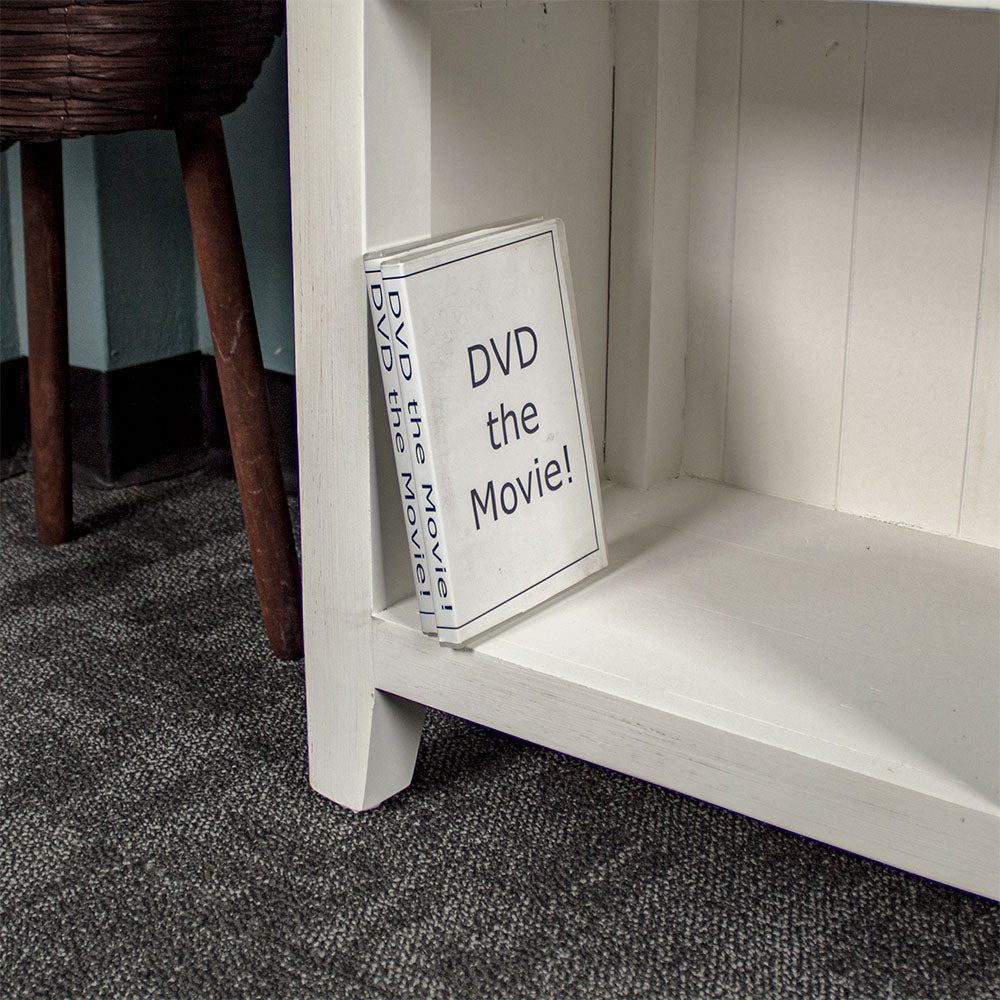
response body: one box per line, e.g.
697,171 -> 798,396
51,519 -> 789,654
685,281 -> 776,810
176,118 -> 303,660
20,140 -> 71,546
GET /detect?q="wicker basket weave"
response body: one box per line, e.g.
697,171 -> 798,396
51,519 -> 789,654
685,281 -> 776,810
0,0 -> 284,145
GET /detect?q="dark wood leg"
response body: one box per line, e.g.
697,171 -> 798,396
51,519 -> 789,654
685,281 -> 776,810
175,118 -> 303,660
20,141 -> 71,546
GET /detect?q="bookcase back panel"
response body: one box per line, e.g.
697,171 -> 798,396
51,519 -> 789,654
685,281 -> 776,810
364,0 -> 998,548
962,130 -> 1000,547
838,4 -> 998,540
428,0 -> 614,477
683,1 -> 999,545
724,0 -> 867,509
363,0 -> 614,609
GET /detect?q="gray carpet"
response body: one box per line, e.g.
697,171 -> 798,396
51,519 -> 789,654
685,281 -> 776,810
1,469 -> 997,1000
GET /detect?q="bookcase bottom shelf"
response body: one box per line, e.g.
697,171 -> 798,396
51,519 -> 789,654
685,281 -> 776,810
373,477 -> 999,898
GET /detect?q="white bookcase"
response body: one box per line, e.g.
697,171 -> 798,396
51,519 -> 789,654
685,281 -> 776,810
286,0 -> 999,899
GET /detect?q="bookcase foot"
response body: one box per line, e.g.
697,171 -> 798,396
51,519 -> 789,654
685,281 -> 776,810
306,685 -> 425,812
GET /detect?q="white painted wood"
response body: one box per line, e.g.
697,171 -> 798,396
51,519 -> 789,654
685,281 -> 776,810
376,477 -> 1000,898
682,0 -> 742,483
287,0 -> 1000,895
364,1 -> 437,618
605,1 -> 659,485
685,1 -> 999,540
364,0 -> 432,250
428,0 -> 613,471
606,1 -> 698,489
870,0 -> 1000,7
960,108 -> 1000,544
287,0 -> 424,811
838,4 -> 998,536
646,1 -> 699,486
724,0 -> 867,507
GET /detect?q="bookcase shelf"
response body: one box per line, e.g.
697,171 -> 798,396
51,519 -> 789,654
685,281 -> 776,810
286,0 -> 999,900
376,478 -> 998,897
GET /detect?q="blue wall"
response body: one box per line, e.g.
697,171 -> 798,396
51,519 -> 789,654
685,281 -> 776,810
0,152 -> 22,363
0,34 -> 294,376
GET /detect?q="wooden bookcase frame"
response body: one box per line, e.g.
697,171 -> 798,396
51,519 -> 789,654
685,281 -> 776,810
286,0 -> 999,899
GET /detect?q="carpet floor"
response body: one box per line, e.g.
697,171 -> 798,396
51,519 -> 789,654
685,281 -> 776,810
1,469 -> 997,999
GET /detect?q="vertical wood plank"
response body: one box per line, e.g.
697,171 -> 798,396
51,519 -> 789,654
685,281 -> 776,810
838,5 -> 999,535
647,0 -> 699,487
364,0 -> 432,250
431,0 -> 613,473
606,0 -> 698,489
960,104 -> 1000,546
21,141 -> 72,545
287,0 -> 424,809
364,0 -> 435,615
606,0 -> 660,486
682,0 -> 742,482
724,0 -> 867,506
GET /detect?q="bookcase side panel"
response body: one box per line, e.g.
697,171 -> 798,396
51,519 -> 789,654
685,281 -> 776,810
288,0 -> 423,810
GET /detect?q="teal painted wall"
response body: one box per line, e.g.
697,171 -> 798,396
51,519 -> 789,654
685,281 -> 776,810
208,35 -> 295,376
95,129 -> 198,370
0,34 -> 294,376
0,152 -> 23,362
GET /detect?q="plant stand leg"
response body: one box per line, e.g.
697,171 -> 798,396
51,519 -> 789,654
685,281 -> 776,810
175,117 -> 303,660
21,140 -> 72,546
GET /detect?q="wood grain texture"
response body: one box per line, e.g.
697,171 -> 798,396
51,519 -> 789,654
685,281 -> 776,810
21,140 -> 72,545
177,117 -> 302,660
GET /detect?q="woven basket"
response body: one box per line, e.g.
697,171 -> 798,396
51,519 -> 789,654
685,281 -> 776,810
0,0 -> 284,145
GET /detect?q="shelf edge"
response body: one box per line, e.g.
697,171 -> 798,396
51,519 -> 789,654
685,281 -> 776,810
374,617 -> 1000,900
